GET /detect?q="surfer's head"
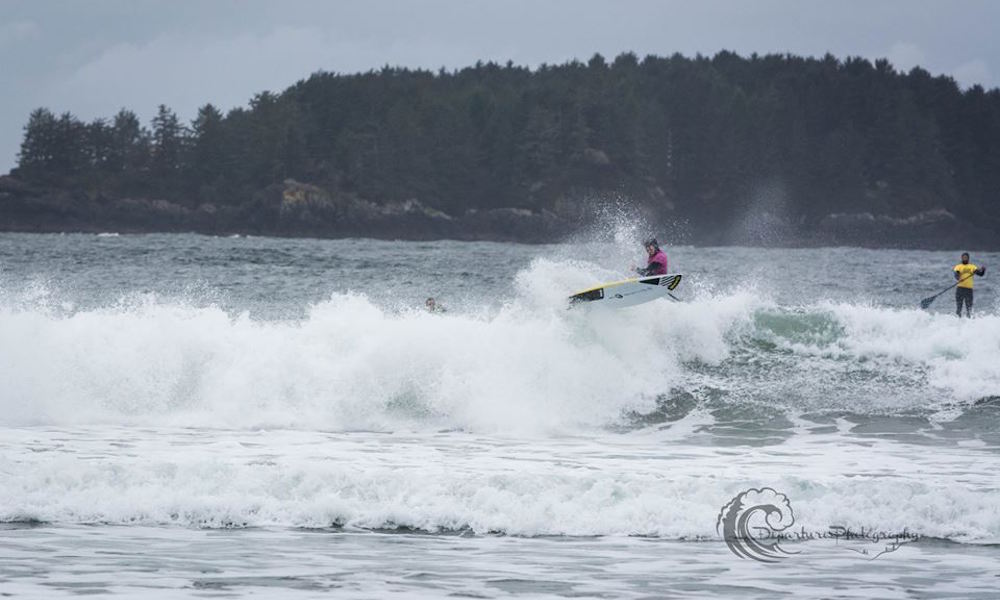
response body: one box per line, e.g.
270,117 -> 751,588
643,237 -> 659,254
961,252 -> 970,264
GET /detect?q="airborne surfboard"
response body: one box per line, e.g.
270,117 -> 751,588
568,274 -> 683,308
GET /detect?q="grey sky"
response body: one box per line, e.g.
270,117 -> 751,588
2,0 -> 998,173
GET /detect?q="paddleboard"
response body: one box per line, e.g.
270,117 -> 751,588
569,274 -> 683,308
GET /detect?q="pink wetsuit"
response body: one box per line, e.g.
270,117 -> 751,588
645,249 -> 668,275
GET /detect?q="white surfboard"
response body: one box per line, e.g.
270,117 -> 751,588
568,273 -> 683,308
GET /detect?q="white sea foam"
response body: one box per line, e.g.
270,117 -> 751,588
1,427 -> 996,542
0,256 -> 752,431
774,301 -> 1000,403
1,257 -> 998,432
2,247 -> 1000,554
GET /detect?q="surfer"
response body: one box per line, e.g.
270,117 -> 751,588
635,237 -> 668,276
953,253 -> 986,318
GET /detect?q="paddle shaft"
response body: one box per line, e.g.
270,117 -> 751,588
934,273 -> 975,298
922,273 -> 975,308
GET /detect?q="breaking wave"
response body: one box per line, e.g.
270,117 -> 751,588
1,258 -> 999,433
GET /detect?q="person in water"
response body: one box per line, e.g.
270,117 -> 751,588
953,252 -> 986,318
635,237 -> 668,276
425,297 -> 446,313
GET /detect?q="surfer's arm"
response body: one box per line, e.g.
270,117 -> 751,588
976,265 -> 986,276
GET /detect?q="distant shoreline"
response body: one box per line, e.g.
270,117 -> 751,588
2,219 -> 996,253
3,177 -> 998,251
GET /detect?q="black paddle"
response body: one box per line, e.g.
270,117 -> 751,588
920,274 -> 974,309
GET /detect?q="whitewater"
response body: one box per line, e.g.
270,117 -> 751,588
1,232 -> 998,598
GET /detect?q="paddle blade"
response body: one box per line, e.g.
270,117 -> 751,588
920,296 -> 935,309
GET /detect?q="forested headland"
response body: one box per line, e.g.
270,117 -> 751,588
2,51 -> 999,247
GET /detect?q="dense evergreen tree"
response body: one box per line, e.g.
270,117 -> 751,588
150,104 -> 184,183
17,108 -> 59,179
12,51 -> 1000,236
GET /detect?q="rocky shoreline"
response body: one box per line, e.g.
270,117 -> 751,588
1,176 -> 996,249
0,176 -> 571,243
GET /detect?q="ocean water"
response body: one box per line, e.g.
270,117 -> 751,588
1,232 -> 998,598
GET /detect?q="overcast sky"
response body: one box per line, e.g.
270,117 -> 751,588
2,0 -> 999,172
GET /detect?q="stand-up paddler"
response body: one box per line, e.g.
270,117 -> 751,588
954,252 -> 986,318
